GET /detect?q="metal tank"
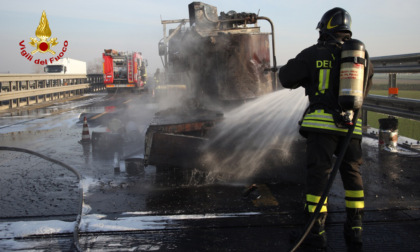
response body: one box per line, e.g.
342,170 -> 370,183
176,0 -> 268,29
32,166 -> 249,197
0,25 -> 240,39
145,2 -> 278,175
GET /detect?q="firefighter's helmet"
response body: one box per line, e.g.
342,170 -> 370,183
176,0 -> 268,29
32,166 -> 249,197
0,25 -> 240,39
316,7 -> 352,36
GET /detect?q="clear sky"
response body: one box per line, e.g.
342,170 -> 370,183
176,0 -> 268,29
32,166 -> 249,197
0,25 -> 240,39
1,0 -> 419,74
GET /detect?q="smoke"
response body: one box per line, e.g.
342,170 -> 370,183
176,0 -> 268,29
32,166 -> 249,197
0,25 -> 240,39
87,57 -> 103,74
200,88 -> 308,183
151,20 -> 309,184
154,86 -> 189,111
158,25 -> 274,112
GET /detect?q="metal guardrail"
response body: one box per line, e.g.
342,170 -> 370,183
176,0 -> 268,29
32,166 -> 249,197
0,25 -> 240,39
363,95 -> 420,120
364,53 -> 420,115
361,53 -> 420,134
370,53 -> 420,73
0,74 -> 104,109
1,53 -> 419,117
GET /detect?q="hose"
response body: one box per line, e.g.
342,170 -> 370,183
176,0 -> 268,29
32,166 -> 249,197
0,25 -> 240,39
0,146 -> 84,252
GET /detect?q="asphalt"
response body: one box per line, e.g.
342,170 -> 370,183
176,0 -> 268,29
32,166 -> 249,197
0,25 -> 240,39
0,93 -> 419,251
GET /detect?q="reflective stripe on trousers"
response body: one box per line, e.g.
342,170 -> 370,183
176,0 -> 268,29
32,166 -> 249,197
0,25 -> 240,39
306,194 -> 328,213
345,190 -> 365,209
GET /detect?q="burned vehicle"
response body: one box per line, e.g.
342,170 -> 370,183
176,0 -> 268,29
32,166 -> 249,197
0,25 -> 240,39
144,2 -> 279,180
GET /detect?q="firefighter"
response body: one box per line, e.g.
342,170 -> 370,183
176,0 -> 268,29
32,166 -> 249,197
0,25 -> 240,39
279,7 -> 373,250
141,61 -> 147,85
154,68 -> 161,84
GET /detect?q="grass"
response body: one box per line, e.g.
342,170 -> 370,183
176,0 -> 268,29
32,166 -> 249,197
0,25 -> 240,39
367,112 -> 420,141
366,90 -> 420,140
368,90 -> 420,100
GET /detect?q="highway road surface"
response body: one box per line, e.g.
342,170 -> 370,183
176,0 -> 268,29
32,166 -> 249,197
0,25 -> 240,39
0,91 -> 419,251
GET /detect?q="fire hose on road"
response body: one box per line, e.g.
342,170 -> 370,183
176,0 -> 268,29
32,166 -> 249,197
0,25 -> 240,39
0,146 -> 84,252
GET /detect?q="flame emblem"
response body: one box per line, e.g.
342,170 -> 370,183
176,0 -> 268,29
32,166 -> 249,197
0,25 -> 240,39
29,11 -> 58,55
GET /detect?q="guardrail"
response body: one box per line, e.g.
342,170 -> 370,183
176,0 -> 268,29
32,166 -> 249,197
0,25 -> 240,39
370,53 -> 420,73
361,53 -> 420,134
363,95 -> 420,121
0,74 -> 104,110
1,53 -> 419,122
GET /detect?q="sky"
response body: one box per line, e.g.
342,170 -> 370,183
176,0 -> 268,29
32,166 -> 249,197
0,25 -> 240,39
1,0 -> 419,74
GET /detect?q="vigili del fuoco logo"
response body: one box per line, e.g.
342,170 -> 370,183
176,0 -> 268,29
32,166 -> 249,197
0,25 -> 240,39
19,10 -> 68,65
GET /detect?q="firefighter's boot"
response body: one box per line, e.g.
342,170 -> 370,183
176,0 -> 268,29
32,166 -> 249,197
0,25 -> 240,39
344,208 -> 363,251
303,212 -> 328,249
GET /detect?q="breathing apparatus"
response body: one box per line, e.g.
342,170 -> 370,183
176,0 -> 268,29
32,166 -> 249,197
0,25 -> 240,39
338,39 -> 368,126
316,7 -> 369,128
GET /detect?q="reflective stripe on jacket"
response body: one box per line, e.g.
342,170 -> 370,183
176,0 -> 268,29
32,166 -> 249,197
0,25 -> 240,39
301,109 -> 362,136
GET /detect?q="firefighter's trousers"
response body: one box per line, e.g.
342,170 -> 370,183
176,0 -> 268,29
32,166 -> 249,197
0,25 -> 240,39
305,132 -> 365,213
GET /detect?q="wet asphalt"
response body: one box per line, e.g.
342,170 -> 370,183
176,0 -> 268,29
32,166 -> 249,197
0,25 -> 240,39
0,92 -> 419,251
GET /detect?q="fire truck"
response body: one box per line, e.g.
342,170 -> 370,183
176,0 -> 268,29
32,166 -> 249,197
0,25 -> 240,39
102,49 -> 147,92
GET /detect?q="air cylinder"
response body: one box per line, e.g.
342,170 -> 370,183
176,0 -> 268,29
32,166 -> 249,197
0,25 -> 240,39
339,39 -> 366,111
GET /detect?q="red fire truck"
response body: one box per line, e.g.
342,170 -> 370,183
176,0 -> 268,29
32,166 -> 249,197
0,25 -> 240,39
102,49 -> 147,92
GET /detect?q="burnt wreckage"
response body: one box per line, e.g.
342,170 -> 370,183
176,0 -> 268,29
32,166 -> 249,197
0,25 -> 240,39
145,2 -> 278,176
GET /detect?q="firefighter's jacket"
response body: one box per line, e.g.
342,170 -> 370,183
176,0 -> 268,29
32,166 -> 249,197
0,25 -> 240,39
279,40 -> 373,138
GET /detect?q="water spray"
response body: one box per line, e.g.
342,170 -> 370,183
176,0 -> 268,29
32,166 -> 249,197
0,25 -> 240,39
201,88 -> 308,182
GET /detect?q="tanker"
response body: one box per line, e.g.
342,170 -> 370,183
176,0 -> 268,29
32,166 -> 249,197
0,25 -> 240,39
144,2 -> 278,180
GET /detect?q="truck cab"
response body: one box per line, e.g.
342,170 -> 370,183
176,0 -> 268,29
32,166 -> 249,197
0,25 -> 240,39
44,65 -> 67,74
